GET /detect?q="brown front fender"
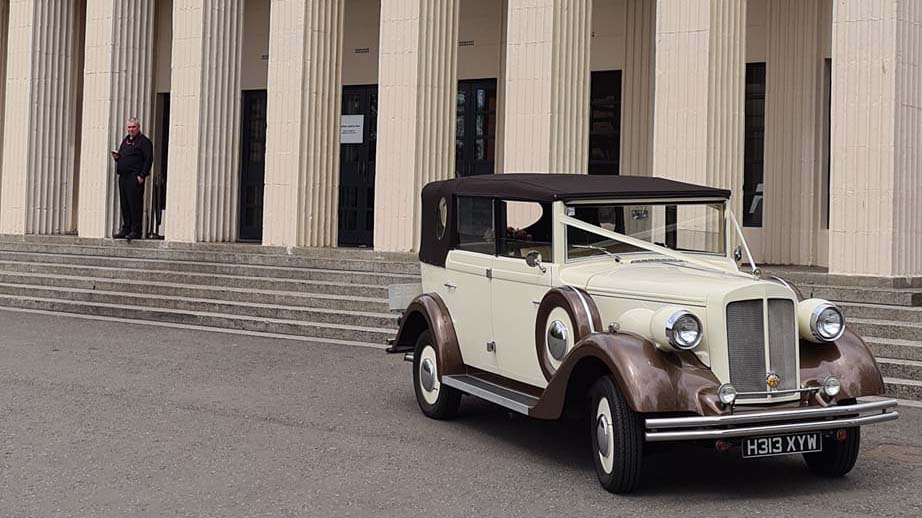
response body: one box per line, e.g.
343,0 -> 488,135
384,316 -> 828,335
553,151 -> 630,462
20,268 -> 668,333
393,293 -> 465,376
800,327 -> 885,400
530,333 -> 724,419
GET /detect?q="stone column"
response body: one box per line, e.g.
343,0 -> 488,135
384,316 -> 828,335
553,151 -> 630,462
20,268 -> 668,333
165,0 -> 243,242
829,0 -> 922,277
0,0 -> 8,194
77,0 -> 155,238
652,0 -> 745,219
756,0 -> 827,266
374,0 -> 460,252
262,0 -> 343,248
1,1 -> 85,235
502,0 -> 592,174
620,0 -> 655,176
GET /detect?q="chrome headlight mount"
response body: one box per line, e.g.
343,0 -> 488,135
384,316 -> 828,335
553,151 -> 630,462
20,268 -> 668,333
665,310 -> 703,350
798,299 -> 846,343
651,308 -> 703,352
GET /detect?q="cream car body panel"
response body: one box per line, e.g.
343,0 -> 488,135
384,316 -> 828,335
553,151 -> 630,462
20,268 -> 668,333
491,254 -> 554,387
425,252 -> 496,371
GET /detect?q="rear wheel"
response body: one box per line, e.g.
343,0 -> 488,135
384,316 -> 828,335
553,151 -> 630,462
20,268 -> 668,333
803,399 -> 861,477
412,330 -> 461,420
588,375 -> 643,493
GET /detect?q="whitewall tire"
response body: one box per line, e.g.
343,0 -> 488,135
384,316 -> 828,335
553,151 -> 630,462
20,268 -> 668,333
413,330 -> 461,419
588,375 -> 644,494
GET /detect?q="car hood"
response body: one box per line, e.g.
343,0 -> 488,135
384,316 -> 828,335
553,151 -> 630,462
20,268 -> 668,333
560,260 -> 764,307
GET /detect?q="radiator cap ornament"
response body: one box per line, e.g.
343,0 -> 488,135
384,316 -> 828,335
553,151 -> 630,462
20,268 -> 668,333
766,371 -> 781,389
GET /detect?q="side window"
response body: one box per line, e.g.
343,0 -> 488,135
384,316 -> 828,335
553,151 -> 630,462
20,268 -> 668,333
456,197 -> 495,254
498,200 -> 553,262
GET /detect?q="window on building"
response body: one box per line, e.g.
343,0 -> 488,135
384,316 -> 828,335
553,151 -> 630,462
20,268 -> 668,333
456,197 -> 495,254
588,70 -> 623,175
743,63 -> 766,227
823,58 -> 832,229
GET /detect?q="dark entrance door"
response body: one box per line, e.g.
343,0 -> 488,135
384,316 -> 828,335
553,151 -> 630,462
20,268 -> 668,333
239,90 -> 267,241
455,79 -> 497,177
338,85 -> 378,247
588,70 -> 622,175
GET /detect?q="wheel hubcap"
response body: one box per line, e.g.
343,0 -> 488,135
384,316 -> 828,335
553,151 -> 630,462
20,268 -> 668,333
420,358 -> 436,392
596,414 -> 612,457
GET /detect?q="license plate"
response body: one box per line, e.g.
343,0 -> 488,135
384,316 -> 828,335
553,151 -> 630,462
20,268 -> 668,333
742,432 -> 822,458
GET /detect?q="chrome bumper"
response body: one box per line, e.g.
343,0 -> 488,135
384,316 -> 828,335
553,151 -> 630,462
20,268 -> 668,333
644,399 -> 899,442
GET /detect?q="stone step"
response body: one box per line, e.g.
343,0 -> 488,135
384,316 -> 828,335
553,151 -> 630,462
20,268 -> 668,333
0,241 -> 421,275
0,282 -> 396,327
866,337 -> 922,362
766,267 -> 921,289
840,302 -> 922,324
0,264 -> 391,298
848,318 -> 922,342
0,270 -> 390,313
798,284 -> 922,307
0,250 -> 420,285
0,294 -> 395,345
0,234 -> 415,263
878,358 -> 922,382
883,377 -> 922,401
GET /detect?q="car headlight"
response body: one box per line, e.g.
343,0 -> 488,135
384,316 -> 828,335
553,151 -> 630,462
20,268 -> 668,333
823,376 -> 841,397
718,383 -> 738,405
665,310 -> 703,350
798,299 -> 846,343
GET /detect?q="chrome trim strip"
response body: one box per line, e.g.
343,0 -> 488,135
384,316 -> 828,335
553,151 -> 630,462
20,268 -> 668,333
736,387 -> 820,398
646,399 -> 896,430
571,287 -> 596,333
645,411 -> 898,442
441,376 -> 535,415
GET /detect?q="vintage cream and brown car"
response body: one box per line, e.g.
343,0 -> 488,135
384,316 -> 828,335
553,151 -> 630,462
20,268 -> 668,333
386,174 -> 898,493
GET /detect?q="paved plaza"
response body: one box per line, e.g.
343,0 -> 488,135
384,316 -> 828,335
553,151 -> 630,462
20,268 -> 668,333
1,310 -> 920,517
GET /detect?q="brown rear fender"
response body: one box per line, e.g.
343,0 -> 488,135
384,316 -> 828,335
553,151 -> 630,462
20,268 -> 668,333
529,333 -> 724,419
393,293 -> 465,376
800,327 -> 885,400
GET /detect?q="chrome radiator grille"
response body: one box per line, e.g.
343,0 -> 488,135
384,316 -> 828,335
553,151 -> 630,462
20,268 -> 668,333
726,300 -> 767,392
768,299 -> 798,390
725,298 -> 799,395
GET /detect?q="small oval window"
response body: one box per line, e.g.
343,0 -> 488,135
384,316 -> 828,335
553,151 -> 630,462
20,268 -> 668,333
436,197 -> 448,240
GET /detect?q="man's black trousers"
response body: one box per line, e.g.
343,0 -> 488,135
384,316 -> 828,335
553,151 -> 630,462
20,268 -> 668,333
118,174 -> 145,235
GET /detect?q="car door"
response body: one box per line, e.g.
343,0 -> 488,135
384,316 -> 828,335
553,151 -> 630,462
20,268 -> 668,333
490,200 -> 554,388
437,196 -> 497,372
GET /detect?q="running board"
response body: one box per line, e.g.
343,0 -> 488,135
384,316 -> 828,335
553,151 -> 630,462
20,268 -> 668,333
441,374 -> 539,415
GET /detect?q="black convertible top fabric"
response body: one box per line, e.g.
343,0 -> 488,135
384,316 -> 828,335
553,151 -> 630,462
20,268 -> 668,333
424,173 -> 730,202
418,174 -> 730,267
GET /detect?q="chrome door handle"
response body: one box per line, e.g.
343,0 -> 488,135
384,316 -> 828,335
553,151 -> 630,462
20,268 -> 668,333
443,282 -> 457,289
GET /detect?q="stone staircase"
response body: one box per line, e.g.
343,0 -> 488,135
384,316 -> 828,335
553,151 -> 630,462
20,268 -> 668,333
767,267 -> 922,401
0,236 -> 420,348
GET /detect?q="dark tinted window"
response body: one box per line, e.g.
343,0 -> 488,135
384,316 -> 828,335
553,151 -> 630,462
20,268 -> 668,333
497,201 -> 553,262
456,197 -> 495,254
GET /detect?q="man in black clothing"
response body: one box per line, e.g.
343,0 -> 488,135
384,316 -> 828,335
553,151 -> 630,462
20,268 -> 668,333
111,118 -> 153,240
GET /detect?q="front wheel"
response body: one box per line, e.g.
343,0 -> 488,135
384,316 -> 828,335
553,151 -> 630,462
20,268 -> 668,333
412,330 -> 461,420
588,375 -> 644,493
803,399 -> 861,477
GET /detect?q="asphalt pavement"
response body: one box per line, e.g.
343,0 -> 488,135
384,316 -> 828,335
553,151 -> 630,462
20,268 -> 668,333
1,309 -> 920,518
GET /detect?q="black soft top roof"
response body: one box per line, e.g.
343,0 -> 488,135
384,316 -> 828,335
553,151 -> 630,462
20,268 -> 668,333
418,174 -> 730,267
423,173 -> 730,202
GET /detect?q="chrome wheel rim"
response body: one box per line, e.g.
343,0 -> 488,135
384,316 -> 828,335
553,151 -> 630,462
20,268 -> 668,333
418,345 -> 440,405
596,397 -> 615,473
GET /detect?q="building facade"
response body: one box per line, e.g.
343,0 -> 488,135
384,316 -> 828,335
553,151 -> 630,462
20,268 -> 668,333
0,0 -> 919,279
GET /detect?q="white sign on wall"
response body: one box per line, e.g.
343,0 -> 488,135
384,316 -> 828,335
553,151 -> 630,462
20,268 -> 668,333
340,115 -> 364,144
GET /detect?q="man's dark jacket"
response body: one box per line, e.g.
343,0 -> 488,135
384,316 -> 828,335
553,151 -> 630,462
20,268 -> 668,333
117,134 -> 154,178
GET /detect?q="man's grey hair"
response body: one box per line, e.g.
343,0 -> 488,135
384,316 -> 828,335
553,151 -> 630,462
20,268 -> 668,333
127,117 -> 141,128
